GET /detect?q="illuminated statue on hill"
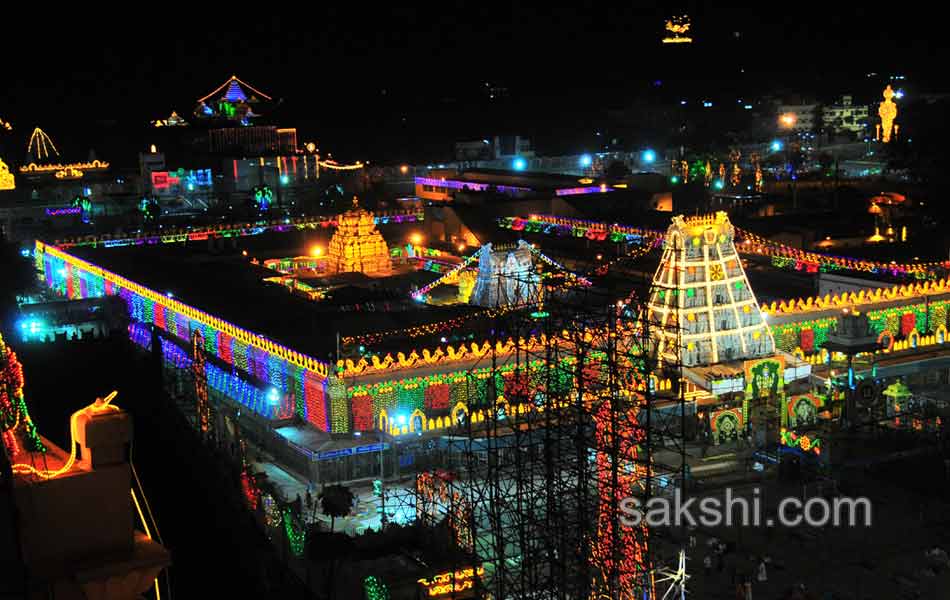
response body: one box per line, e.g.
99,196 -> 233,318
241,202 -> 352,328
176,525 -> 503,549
876,85 -> 899,143
325,197 -> 392,276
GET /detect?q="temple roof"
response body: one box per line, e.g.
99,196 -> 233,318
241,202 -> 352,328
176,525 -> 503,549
197,75 -> 272,104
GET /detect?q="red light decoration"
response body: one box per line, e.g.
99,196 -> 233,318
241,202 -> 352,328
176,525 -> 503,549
592,400 -> 653,597
423,383 -> 450,411
352,394 -> 374,431
900,312 -> 916,337
800,328 -> 815,353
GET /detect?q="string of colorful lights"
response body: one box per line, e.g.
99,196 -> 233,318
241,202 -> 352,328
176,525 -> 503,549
52,210 -> 424,250
411,251 -> 480,300
500,214 -> 948,279
341,305 -> 514,347
36,241 -> 330,430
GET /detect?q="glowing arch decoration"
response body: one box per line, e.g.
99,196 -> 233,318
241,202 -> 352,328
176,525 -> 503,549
0,158 -> 14,191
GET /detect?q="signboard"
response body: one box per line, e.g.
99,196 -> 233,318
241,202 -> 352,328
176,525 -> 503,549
418,566 -> 484,598
317,442 -> 387,461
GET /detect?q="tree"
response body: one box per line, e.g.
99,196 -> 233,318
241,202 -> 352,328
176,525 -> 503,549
319,484 -> 354,533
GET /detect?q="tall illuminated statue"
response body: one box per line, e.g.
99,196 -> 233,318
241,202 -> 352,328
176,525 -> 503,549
877,85 -> 899,143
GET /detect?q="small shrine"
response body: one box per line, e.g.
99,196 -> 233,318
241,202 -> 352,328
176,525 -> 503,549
469,240 -> 540,307
325,197 -> 392,276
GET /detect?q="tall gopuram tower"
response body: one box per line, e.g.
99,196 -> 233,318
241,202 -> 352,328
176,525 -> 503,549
647,212 -> 775,367
325,197 -> 393,276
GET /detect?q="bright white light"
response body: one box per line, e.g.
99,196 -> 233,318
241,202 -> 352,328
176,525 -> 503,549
894,89 -> 904,99
267,388 -> 281,405
770,140 -> 783,152
579,154 -> 592,167
641,149 -> 656,164
512,157 -> 527,171
398,414 -> 407,425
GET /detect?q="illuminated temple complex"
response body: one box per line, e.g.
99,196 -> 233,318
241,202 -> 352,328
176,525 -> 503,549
325,198 -> 393,276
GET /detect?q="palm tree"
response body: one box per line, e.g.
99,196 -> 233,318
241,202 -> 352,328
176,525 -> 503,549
319,484 -> 354,533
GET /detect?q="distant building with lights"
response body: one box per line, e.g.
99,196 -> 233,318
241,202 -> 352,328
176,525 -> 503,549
775,103 -> 820,132
822,96 -> 869,137
455,136 -> 533,163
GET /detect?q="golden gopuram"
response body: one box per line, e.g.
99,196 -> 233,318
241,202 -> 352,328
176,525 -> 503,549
325,197 -> 393,276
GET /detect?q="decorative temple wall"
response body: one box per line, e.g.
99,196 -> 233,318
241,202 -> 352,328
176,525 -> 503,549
34,242 -> 332,431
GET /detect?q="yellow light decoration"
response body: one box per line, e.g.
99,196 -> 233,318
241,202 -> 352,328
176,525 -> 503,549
325,197 -> 392,276
20,159 -> 110,175
54,166 -> 83,179
662,15 -> 693,43
759,278 -> 950,316
878,85 -> 898,143
27,127 -> 59,161
0,117 -> 11,130
11,391 -> 119,480
0,158 -> 14,191
318,160 -> 364,171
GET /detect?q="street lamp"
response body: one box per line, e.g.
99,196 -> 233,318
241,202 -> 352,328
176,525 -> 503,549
779,113 -> 798,207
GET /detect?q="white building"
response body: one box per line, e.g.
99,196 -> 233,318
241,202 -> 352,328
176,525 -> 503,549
822,96 -> 869,136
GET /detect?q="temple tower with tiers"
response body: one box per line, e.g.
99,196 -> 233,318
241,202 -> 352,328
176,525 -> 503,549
325,197 -> 392,276
648,212 -> 775,366
469,240 -> 540,307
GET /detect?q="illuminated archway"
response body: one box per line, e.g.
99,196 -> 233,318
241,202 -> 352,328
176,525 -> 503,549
908,329 -> 919,349
937,325 -> 947,344
451,402 -> 468,426
410,408 -> 426,432
877,330 -> 894,352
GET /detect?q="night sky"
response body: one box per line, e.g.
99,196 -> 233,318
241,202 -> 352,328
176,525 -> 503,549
0,6 -> 944,164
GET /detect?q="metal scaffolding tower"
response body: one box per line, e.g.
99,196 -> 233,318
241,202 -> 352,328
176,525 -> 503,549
410,263 -> 687,599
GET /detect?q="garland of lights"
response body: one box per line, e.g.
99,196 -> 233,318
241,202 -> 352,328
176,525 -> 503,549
341,306 -> 513,347
1,334 -> 45,455
363,576 -> 391,600
282,507 -> 306,557
51,211 -> 423,250
36,242 -> 332,429
502,214 -> 947,279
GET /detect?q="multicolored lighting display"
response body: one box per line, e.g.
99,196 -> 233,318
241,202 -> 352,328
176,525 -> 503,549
50,210 -> 423,250
36,241 -> 330,430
